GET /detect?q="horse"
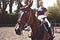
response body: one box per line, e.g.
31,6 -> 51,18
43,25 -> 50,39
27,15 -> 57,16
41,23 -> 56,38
15,1 -> 54,40
15,7 -> 54,40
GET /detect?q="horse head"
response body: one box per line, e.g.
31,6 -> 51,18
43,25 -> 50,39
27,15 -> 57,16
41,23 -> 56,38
15,1 -> 33,35
15,8 -> 34,35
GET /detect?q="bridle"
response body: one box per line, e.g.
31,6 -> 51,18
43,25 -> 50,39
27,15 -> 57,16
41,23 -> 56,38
19,0 -> 33,28
19,10 -> 32,28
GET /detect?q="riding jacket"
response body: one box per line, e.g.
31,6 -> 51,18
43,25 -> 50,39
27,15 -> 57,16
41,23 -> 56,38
38,7 -> 47,15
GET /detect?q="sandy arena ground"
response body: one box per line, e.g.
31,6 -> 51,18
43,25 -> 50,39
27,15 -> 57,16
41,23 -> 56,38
0,27 -> 60,40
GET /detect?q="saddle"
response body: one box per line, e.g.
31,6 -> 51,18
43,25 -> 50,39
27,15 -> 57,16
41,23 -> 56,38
38,18 -> 54,39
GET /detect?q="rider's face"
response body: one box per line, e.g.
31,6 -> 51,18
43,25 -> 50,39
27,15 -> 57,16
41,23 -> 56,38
39,1 -> 43,7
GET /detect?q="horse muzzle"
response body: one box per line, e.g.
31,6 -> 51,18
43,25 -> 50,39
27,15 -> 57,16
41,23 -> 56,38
15,28 -> 22,35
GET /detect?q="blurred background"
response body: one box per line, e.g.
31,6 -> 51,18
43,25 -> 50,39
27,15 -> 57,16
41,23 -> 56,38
0,0 -> 60,27
0,0 -> 60,40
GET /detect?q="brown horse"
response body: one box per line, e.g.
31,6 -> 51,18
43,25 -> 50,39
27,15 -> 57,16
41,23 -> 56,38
15,1 -> 54,40
15,7 -> 54,40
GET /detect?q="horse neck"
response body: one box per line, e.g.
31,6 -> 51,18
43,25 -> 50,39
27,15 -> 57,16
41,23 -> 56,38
29,13 -> 48,40
29,10 -> 39,32
30,17 -> 48,40
30,14 -> 40,38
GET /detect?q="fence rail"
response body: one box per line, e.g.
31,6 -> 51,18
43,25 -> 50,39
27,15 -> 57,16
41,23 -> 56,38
0,23 -> 60,27
56,23 -> 60,26
0,24 -> 15,27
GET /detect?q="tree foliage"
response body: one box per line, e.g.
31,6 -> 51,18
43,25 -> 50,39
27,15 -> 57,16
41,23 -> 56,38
48,5 -> 60,23
0,0 -> 32,24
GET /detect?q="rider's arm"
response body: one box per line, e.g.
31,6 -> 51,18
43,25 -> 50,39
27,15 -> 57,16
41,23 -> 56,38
43,8 -> 48,17
44,11 -> 48,17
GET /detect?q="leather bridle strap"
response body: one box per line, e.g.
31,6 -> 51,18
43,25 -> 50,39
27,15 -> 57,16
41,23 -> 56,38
19,12 -> 31,27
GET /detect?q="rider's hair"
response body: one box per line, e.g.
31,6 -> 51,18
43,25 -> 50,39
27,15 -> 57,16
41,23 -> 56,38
39,1 -> 43,4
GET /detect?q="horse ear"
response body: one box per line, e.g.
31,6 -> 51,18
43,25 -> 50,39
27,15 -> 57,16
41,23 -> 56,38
26,1 -> 33,8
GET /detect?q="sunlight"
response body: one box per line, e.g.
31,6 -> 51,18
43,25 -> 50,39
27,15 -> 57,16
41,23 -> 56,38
42,0 -> 57,8
6,0 -> 57,13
